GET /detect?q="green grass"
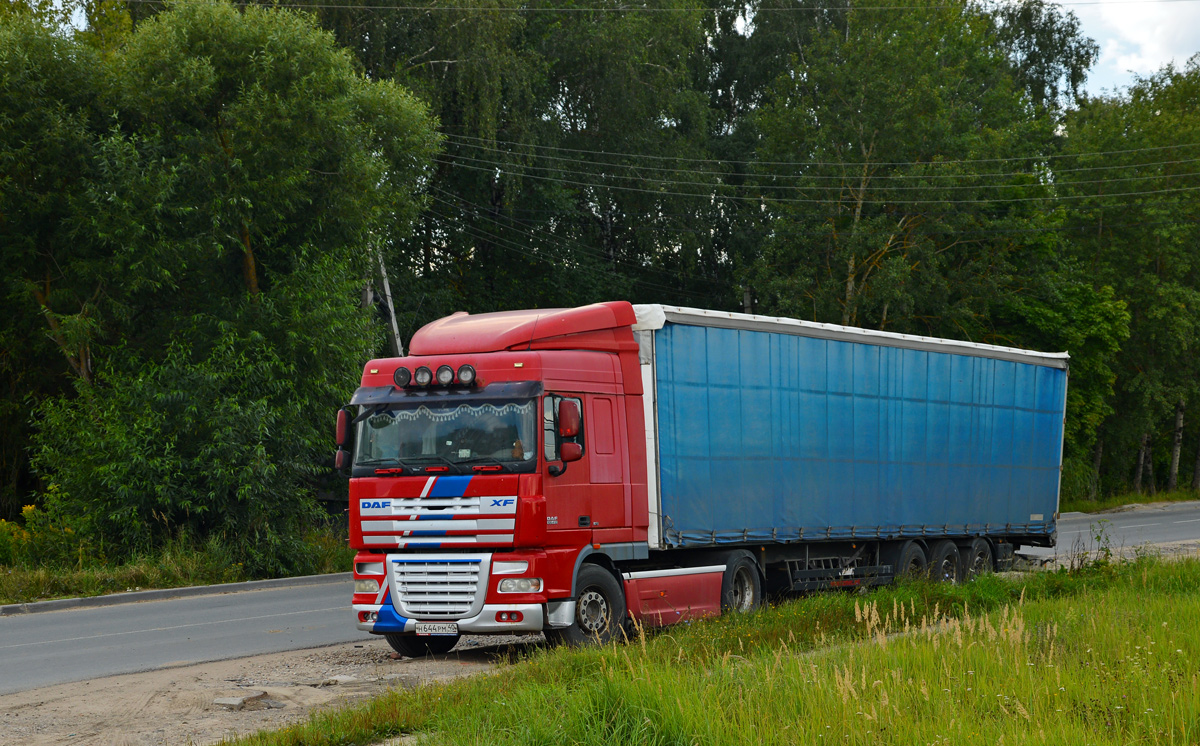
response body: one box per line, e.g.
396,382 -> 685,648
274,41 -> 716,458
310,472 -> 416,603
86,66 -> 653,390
0,528 -> 353,605
224,554 -> 1200,746
1061,488 -> 1200,514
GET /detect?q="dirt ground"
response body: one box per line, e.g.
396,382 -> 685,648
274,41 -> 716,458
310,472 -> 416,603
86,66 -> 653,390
0,634 -> 540,746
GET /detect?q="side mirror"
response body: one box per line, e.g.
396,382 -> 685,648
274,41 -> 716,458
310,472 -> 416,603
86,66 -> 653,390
335,408 -> 350,447
560,442 -> 583,463
334,449 -> 350,470
558,399 -> 580,438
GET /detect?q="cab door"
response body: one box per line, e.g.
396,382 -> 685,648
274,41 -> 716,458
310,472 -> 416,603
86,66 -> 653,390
541,394 -> 591,543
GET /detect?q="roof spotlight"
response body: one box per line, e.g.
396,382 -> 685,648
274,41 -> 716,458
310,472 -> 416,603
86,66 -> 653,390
436,365 -> 455,386
393,367 -> 411,387
457,364 -> 476,386
414,366 -> 433,386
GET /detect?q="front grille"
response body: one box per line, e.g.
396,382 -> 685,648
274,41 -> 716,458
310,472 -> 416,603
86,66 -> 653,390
391,559 -> 485,618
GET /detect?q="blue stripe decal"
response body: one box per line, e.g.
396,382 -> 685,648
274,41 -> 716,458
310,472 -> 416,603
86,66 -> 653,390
405,530 -> 448,537
372,597 -> 411,633
428,475 -> 473,498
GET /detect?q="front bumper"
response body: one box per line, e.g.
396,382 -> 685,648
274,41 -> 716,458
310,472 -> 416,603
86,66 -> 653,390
355,598 -> 545,634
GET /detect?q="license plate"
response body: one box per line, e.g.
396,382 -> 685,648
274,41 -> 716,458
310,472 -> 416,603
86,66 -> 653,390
415,622 -> 458,636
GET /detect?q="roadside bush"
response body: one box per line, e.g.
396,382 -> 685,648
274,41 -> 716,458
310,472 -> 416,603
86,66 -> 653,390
32,331 -> 330,575
0,500 -> 93,569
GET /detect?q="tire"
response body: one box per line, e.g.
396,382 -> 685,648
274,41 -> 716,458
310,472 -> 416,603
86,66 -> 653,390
384,633 -> 460,658
885,540 -> 928,579
958,538 -> 994,580
927,540 -> 961,583
721,554 -> 763,613
545,564 -> 627,647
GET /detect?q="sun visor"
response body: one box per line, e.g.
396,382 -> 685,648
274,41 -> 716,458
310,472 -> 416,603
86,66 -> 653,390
349,380 -> 544,406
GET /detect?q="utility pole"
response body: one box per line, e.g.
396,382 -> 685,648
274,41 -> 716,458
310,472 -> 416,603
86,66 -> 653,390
376,249 -> 403,357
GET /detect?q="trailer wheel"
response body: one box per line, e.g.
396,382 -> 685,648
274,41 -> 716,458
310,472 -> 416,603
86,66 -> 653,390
545,564 -> 626,647
889,541 -> 928,578
384,633 -> 460,658
721,554 -> 763,613
958,538 -> 994,580
928,540 -> 961,583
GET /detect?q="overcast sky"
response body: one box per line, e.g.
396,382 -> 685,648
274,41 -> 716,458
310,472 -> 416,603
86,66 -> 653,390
1070,0 -> 1200,95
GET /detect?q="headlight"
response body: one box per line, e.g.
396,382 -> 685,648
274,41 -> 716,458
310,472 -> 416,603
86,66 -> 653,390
393,367 -> 411,387
498,577 -> 542,593
436,365 -> 455,385
414,366 -> 432,386
354,579 -> 380,594
457,364 -> 476,386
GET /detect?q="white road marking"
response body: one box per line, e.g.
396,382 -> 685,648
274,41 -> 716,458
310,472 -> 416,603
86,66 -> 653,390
1174,518 -> 1200,524
0,606 -> 349,650
1118,523 -> 1161,529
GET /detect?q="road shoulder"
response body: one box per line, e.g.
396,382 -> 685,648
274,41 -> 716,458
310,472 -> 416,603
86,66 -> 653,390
0,637 -> 510,746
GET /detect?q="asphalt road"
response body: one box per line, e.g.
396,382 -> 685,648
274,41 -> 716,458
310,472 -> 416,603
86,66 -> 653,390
1021,500 -> 1200,560
0,578 -> 359,695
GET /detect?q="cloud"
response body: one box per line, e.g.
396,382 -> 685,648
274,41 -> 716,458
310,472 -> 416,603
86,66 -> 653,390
1071,1 -> 1200,94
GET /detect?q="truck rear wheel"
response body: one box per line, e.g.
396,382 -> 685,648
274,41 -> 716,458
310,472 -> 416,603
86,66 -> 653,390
958,538 -> 994,580
885,541 -> 928,578
928,540 -> 961,583
545,564 -> 626,647
384,633 -> 460,658
721,554 -> 762,612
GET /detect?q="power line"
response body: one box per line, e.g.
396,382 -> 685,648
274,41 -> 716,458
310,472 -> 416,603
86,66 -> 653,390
434,155 -> 1200,205
426,191 -> 730,298
443,135 -> 1200,182
428,188 -> 732,289
443,132 -> 1200,168
426,194 -> 726,296
424,207 -> 723,303
437,148 -> 1200,193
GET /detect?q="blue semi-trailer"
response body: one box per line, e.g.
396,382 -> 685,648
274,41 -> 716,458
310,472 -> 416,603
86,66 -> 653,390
344,302 -> 1067,650
634,304 -> 1066,598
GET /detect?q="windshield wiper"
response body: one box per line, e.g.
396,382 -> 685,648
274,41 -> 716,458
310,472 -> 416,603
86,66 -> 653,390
456,455 -> 512,472
404,455 -> 461,472
356,457 -> 406,467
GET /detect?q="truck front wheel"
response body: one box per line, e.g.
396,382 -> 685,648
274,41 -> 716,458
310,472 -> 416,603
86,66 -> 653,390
545,564 -> 626,647
384,633 -> 460,658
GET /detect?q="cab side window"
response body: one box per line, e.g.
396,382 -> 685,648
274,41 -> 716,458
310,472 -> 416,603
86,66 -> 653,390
543,395 -> 584,461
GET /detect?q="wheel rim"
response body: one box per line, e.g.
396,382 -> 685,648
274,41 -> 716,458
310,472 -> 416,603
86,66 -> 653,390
970,549 -> 989,576
938,557 -> 956,582
577,588 -> 609,634
905,556 -> 923,575
731,566 -> 755,611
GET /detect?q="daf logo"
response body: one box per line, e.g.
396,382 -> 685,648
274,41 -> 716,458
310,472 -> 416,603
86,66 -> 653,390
491,499 -> 515,507
361,500 -> 391,509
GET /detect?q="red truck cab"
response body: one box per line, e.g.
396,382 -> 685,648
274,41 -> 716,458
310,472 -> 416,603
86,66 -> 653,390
344,302 -> 675,652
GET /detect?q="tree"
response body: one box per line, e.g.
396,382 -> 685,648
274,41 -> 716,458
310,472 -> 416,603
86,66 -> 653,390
1062,58 -> 1200,494
3,3 -> 438,569
746,0 -> 1126,495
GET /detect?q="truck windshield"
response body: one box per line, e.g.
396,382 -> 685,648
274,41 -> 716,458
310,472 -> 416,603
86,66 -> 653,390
354,400 -> 538,473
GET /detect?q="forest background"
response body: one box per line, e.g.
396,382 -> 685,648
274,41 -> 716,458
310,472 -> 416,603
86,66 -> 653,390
2,0 -> 1198,575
